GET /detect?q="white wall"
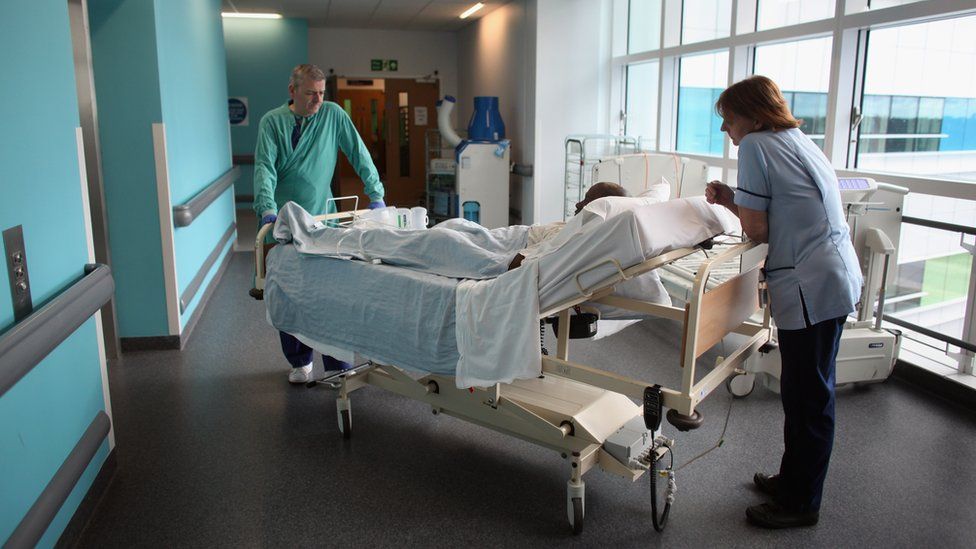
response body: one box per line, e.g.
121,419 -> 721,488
308,27 -> 458,100
533,0 -> 613,223
457,1 -> 535,222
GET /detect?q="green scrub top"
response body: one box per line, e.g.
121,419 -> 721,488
253,101 -> 384,222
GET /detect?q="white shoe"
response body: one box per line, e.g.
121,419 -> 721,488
288,364 -> 313,384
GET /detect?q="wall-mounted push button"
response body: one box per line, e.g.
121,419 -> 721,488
3,225 -> 32,321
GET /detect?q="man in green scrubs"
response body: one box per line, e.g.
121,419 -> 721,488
254,63 -> 386,384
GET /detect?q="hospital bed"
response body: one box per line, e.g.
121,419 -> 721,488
593,153 -> 906,396
251,200 -> 771,535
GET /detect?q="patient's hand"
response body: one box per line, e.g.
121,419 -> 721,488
508,253 -> 526,270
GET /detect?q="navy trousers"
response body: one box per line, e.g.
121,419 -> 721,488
278,331 -> 350,371
775,315 -> 845,512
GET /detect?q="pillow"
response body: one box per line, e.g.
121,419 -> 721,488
581,195 -> 662,221
636,176 -> 672,203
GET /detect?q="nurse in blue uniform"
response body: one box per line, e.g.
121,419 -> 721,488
705,76 -> 863,529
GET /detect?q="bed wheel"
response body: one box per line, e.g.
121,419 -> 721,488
570,497 -> 584,535
666,409 -> 704,431
338,409 -> 352,439
726,372 -> 756,398
567,480 -> 585,535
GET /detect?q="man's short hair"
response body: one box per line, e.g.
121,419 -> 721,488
289,64 -> 326,88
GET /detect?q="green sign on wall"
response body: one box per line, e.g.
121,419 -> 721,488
370,59 -> 398,72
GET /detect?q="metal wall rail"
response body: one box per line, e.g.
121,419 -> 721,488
901,216 -> 976,236
179,222 -> 236,313
0,263 -> 114,398
171,165 -> 240,227
5,411 -> 111,549
882,314 -> 976,354
886,216 -> 976,356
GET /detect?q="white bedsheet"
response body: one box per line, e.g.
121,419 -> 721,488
273,202 -> 539,387
266,197 -> 736,387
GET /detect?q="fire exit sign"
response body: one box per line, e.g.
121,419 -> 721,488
371,59 -> 398,71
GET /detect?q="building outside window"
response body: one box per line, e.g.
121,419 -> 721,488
753,37 -> 832,149
676,51 -> 728,155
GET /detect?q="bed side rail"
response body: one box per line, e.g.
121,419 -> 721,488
250,203 -> 368,300
538,247 -> 700,319
544,240 -> 771,421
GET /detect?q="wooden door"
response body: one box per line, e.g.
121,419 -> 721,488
382,78 -> 440,208
333,83 -> 386,209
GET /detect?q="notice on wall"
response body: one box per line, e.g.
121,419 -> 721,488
228,97 -> 248,126
370,59 -> 399,72
414,106 -> 428,126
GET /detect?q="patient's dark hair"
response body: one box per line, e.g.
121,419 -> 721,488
586,182 -> 628,202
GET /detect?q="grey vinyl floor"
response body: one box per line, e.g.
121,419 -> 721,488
77,251 -> 976,548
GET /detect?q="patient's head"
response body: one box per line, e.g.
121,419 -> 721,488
575,182 -> 628,215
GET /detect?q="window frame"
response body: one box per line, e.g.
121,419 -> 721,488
610,0 -> 976,199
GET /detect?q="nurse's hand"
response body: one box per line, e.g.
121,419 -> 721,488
705,181 -> 734,209
367,200 -> 386,210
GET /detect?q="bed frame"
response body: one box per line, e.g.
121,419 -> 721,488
251,210 -> 771,535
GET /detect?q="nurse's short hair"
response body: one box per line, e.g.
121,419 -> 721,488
289,64 -> 326,89
715,75 -> 801,131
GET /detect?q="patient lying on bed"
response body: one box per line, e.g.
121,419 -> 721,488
508,182 -> 629,270
272,179 -> 735,284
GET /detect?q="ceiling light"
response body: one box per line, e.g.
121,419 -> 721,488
459,3 -> 485,19
221,12 -> 282,19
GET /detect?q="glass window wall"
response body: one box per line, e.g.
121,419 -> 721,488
626,61 -> 660,149
676,51 -> 728,155
856,15 -> 976,183
753,37 -> 833,149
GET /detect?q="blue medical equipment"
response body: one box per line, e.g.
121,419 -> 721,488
462,201 -> 480,223
468,96 -> 506,141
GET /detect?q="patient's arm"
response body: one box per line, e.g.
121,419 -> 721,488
508,253 -> 525,270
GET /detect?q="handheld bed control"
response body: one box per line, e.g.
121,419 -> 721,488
644,385 -> 663,431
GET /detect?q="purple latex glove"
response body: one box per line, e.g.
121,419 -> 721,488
260,213 -> 277,226
367,200 -> 386,210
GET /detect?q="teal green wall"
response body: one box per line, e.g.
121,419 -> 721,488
153,0 -> 235,328
223,17 -> 307,196
155,0 -> 231,205
0,1 -> 111,545
91,0 -> 235,336
89,0 -> 168,337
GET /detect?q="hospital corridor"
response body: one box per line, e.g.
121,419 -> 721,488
3,1 -> 976,547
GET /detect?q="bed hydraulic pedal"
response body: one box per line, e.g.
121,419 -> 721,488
547,306 -> 599,339
666,408 -> 704,432
643,385 -> 663,431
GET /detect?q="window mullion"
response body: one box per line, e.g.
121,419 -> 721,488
823,22 -> 862,167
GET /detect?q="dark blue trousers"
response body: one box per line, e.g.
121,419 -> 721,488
775,315 -> 845,512
278,331 -> 350,371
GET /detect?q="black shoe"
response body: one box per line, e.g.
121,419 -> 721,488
753,472 -> 780,497
746,502 -> 819,529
